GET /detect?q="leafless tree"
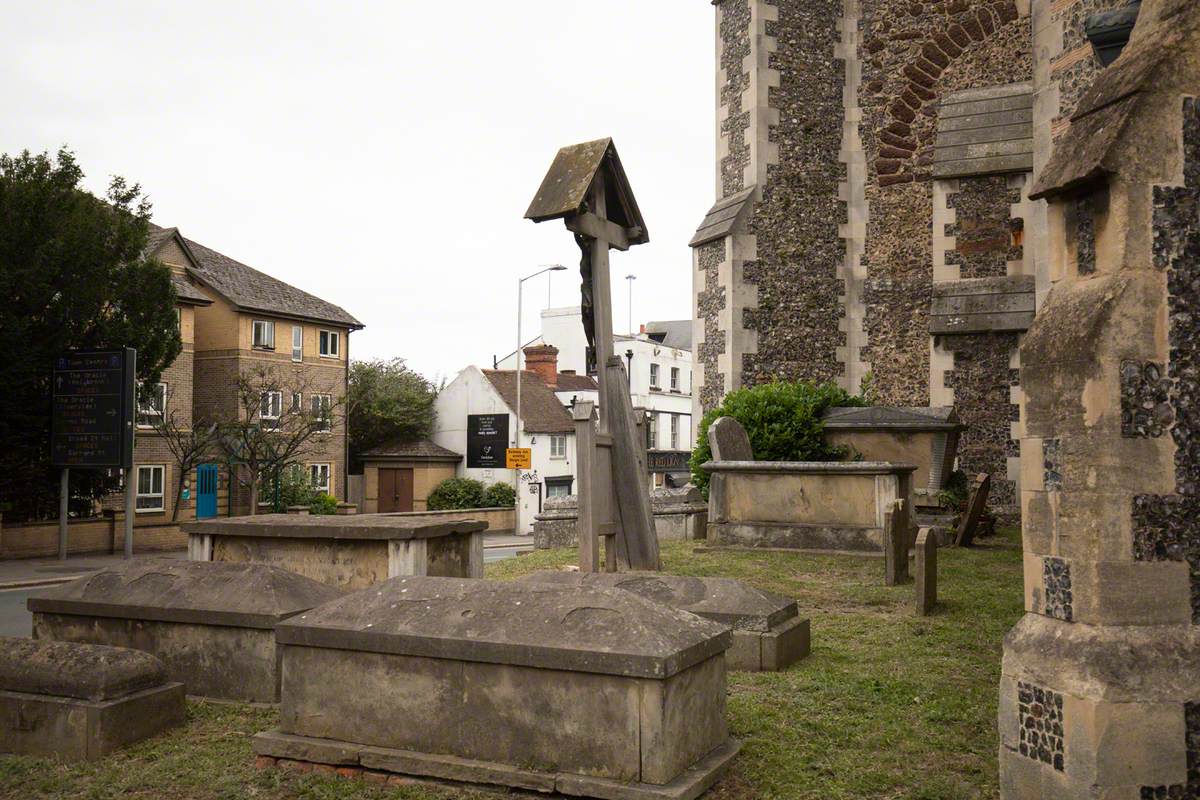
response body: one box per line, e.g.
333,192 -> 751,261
140,383 -> 219,522
215,364 -> 343,514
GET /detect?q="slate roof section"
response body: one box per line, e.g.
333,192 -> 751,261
524,138 -> 649,245
361,439 -> 463,461
554,372 -> 600,392
483,369 -> 575,433
182,237 -> 364,329
643,319 -> 693,350
933,83 -> 1034,179
689,185 -> 756,247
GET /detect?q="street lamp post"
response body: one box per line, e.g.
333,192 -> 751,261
515,264 -> 566,535
625,274 -> 636,336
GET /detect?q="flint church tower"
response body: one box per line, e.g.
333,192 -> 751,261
692,0 -> 1135,518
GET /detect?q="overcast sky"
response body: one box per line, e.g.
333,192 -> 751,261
2,1 -> 714,381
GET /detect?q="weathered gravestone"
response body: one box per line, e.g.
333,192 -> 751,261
519,571 -> 811,671
999,4 -> 1200,797
526,139 -> 660,573
0,637 -> 184,760
884,500 -> 911,586
954,473 -> 991,547
29,561 -> 344,702
254,576 -> 739,798
708,416 -> 754,461
915,528 -> 937,616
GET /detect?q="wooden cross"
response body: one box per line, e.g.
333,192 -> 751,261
526,138 -> 661,572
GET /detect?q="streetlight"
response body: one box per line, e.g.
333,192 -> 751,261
515,263 -> 566,535
625,274 -> 636,336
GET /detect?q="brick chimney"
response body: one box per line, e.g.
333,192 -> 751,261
522,344 -> 559,388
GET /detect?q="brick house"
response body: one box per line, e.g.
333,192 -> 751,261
130,225 -> 362,527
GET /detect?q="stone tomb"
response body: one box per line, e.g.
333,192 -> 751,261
183,513 -> 488,589
703,416 -> 918,553
520,571 -> 810,672
533,487 -> 709,550
0,637 -> 184,760
255,576 -> 739,799
29,561 -> 343,702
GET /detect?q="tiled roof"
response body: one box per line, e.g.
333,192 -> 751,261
361,439 -> 462,461
689,185 -> 755,247
483,370 -> 575,434
182,236 -> 364,329
554,372 -> 599,392
170,273 -> 213,306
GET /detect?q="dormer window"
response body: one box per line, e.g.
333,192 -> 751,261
252,320 -> 275,350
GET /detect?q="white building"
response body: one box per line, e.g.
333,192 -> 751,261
496,307 -> 694,483
431,359 -> 597,534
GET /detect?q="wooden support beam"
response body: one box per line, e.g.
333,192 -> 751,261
565,212 -> 631,251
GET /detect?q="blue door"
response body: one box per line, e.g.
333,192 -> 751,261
196,464 -> 218,519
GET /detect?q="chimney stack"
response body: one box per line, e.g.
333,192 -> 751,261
522,344 -> 559,388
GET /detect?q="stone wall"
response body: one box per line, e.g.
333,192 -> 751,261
740,0 -> 847,389
696,240 -> 727,413
859,0 -> 1030,405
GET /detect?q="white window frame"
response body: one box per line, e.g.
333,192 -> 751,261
252,319 -> 275,350
319,330 -> 340,358
137,382 -> 167,428
649,363 -> 661,389
135,464 -> 166,512
545,477 -> 573,497
670,367 -> 680,392
549,434 -> 567,459
311,393 -> 333,432
291,325 -> 303,362
309,463 -> 331,493
291,392 -> 303,413
670,414 -> 679,450
260,390 -> 282,429
648,414 -> 658,449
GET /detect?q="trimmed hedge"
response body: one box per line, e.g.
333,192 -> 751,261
689,381 -> 869,496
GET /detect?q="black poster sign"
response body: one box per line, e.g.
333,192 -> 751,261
467,413 -> 509,469
51,348 -> 136,469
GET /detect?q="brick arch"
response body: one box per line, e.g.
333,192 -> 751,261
873,0 -> 1022,187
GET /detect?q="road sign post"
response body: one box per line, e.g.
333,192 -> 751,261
51,348 -> 136,559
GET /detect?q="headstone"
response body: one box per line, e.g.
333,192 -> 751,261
519,571 -> 811,671
0,636 -> 184,760
254,576 -> 740,797
884,500 -> 910,586
29,561 -> 344,702
954,473 -> 990,547
708,416 -> 754,462
915,528 -> 937,615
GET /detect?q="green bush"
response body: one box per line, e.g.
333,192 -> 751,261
268,467 -> 315,513
482,482 -> 516,508
427,477 -> 486,510
689,380 -> 870,496
309,493 -> 338,515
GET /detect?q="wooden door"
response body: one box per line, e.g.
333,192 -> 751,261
379,468 -> 414,512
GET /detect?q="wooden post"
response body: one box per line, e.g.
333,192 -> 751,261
589,180 -> 614,435
915,528 -> 937,615
572,401 -> 599,573
58,467 -> 69,560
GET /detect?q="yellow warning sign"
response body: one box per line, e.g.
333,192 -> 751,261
505,448 -> 532,470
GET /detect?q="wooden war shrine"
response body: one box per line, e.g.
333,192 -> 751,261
525,138 -> 661,572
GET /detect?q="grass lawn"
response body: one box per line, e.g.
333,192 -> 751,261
0,530 -> 1023,800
